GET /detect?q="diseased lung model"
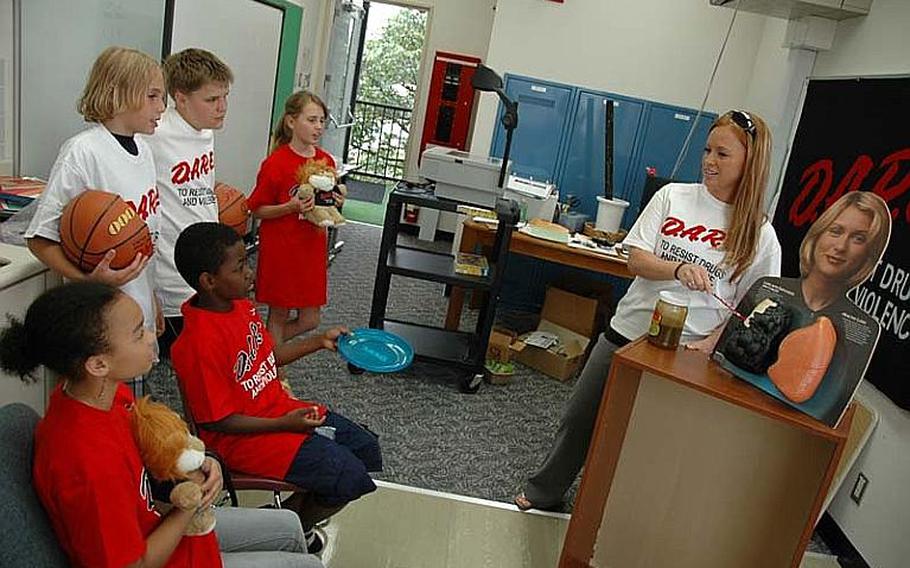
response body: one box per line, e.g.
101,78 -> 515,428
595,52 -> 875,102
721,299 -> 792,374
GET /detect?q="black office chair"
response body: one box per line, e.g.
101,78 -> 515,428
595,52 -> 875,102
640,175 -> 676,213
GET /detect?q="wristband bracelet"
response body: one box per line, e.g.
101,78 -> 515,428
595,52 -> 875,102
673,262 -> 688,281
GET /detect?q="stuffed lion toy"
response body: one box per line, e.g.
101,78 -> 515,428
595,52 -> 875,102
130,396 -> 216,536
295,158 -> 347,227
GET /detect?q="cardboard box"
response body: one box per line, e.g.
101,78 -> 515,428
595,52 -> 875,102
554,276 -> 614,339
515,287 -> 598,381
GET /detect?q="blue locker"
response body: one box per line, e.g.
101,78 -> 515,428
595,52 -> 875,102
490,76 -> 574,182
556,92 -> 644,220
484,75 -> 717,311
623,104 -> 715,226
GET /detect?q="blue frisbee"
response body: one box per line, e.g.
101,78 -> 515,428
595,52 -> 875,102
337,328 -> 414,373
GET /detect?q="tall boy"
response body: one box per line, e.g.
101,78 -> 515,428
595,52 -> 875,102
171,222 -> 382,554
144,48 -> 233,356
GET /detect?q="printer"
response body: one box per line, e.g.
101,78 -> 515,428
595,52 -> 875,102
504,175 -> 558,222
419,146 -> 511,208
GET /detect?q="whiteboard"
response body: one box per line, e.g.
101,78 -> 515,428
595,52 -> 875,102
18,0 -> 165,177
169,0 -> 283,194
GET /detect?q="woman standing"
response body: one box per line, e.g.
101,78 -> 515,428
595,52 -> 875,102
516,110 -> 782,511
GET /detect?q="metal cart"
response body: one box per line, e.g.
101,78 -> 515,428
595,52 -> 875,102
366,185 -> 519,393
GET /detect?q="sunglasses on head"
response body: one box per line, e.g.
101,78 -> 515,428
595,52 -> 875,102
728,110 -> 756,138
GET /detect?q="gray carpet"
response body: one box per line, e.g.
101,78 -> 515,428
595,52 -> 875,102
147,221 -> 579,508
143,221 -> 836,555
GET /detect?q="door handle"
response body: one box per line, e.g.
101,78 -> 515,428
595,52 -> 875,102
330,108 -> 356,129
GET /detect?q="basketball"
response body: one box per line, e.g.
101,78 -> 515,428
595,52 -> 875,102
215,182 -> 250,236
59,190 -> 154,272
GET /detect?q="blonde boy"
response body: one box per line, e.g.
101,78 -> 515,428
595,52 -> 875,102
144,48 -> 234,356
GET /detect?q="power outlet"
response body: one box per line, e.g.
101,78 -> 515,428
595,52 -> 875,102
850,472 -> 869,505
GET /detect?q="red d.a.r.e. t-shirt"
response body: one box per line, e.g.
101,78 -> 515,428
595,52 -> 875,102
33,384 -> 222,567
172,298 -> 326,479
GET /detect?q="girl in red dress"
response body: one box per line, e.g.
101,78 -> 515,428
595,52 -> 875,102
248,91 -> 345,342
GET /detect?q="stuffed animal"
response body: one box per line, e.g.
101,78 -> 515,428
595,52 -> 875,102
295,159 -> 347,227
130,396 -> 216,536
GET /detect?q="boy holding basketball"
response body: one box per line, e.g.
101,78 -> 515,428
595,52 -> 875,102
26,46 -> 165,397
144,48 -> 234,357
171,222 -> 381,554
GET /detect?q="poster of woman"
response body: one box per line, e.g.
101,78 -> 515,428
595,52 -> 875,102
714,191 -> 892,427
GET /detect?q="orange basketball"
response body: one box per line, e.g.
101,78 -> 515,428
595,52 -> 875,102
215,182 -> 250,236
59,190 -> 153,272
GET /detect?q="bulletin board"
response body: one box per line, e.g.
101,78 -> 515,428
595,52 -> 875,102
771,75 -> 910,411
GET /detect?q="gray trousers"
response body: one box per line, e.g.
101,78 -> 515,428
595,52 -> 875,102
215,507 -> 324,568
524,332 -> 621,508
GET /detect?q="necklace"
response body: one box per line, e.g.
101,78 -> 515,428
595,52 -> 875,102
62,378 -> 108,409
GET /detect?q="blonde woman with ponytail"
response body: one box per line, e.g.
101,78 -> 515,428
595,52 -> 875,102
515,110 -> 782,512
248,91 -> 344,343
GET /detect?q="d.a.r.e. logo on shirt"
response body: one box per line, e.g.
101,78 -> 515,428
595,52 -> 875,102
660,216 -> 726,248
657,216 -> 728,283
232,320 -> 279,398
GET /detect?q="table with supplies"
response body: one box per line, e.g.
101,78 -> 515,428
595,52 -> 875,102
444,219 -> 634,330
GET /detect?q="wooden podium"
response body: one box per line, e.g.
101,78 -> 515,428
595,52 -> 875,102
560,339 -> 853,568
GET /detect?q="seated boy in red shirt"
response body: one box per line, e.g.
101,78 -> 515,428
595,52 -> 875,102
170,222 -> 381,554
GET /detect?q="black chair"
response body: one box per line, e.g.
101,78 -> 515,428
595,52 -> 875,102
640,175 -> 676,213
175,382 -> 305,508
0,403 -> 69,567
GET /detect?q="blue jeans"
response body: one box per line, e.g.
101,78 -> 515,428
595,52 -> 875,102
284,411 -> 381,507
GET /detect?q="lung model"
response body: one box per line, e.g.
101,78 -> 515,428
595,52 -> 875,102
768,317 -> 837,403
721,299 -> 792,374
